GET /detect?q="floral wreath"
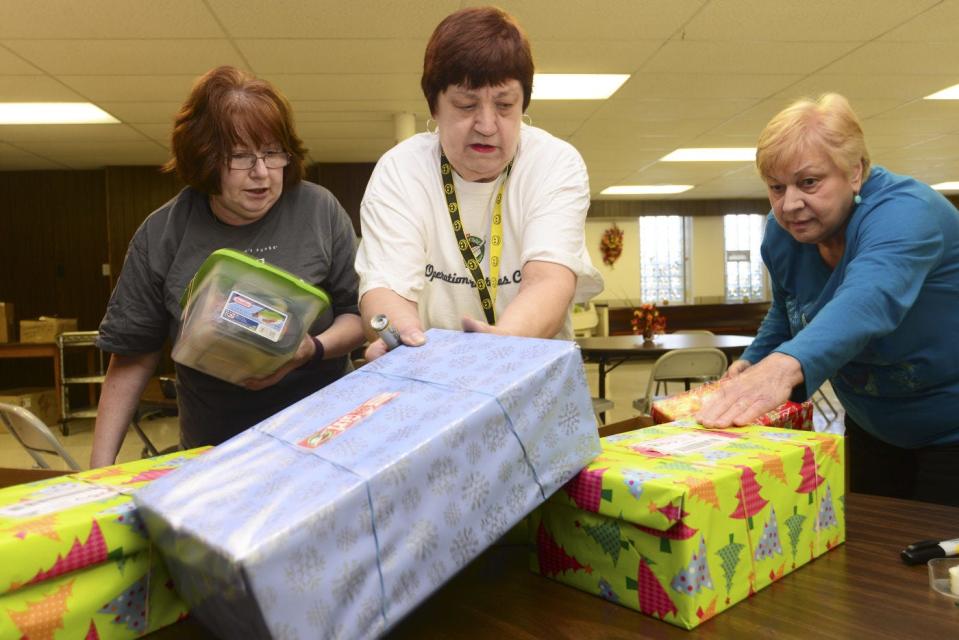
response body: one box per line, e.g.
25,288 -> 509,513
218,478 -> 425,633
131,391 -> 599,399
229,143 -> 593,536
600,224 -> 624,267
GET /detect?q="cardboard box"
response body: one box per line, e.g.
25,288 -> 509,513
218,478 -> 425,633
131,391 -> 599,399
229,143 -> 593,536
135,329 -> 602,640
0,387 -> 59,427
651,382 -> 814,431
531,423 -> 844,630
0,449 -> 209,639
18,317 -> 78,343
0,302 -> 14,343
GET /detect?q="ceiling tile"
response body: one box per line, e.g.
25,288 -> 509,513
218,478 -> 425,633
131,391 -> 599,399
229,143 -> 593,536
533,40 -> 661,73
0,1 -> 224,38
642,41 -> 859,75
5,40 -> 245,75
509,0 -> 705,40
0,75 -> 87,101
616,73 -> 804,100
206,0 -> 459,38
259,74 -> 423,101
96,102 -> 182,124
681,0 -> 938,42
238,39 -> 422,75
0,124 -> 149,143
880,2 -> 959,42
822,42 -> 959,75
0,45 -> 41,74
56,75 -> 201,102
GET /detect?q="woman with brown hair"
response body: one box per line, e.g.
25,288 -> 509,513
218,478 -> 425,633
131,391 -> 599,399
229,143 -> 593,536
698,93 -> 959,505
91,66 -> 364,466
355,6 -> 603,361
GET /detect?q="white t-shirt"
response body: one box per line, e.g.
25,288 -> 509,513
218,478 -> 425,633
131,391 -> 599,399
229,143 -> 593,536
355,124 -> 603,339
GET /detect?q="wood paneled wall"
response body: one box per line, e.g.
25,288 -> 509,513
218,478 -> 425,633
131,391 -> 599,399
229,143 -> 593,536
309,162 -> 375,235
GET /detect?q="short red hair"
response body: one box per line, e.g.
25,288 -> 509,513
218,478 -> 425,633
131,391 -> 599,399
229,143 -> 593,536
421,7 -> 534,115
163,66 -> 306,194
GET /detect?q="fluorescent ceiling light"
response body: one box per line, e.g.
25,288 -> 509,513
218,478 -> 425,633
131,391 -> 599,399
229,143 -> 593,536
924,84 -> 959,100
601,184 -> 694,195
931,181 -> 959,191
531,74 -> 629,100
0,103 -> 119,124
661,148 -> 756,162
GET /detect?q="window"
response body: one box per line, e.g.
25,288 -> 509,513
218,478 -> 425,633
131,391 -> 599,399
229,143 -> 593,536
639,215 -> 686,303
724,214 -> 768,301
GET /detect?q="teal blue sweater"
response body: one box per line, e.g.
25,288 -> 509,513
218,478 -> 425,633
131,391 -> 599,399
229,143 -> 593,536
743,167 -> 959,448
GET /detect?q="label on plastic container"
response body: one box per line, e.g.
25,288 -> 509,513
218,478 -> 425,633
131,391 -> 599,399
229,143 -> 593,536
638,433 -> 733,456
220,290 -> 289,343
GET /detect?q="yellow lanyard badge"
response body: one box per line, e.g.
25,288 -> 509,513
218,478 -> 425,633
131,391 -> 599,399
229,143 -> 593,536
439,152 -> 512,325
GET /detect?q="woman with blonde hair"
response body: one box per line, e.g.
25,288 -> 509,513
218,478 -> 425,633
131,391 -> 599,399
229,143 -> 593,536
698,93 -> 959,506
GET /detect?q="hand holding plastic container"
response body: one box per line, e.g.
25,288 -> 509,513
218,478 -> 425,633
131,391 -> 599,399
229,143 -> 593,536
172,249 -> 331,385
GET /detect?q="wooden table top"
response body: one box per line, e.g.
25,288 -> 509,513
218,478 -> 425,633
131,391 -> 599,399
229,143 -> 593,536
576,334 -> 754,360
152,493 -> 959,639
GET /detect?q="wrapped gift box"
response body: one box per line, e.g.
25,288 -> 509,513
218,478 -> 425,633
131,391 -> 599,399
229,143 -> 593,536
135,329 -> 602,640
531,423 -> 844,630
0,449 -> 208,638
651,382 -> 814,430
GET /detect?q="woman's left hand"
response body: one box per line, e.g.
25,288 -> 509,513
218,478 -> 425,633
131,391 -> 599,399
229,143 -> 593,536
696,352 -> 804,428
461,316 -> 509,335
243,334 -> 316,391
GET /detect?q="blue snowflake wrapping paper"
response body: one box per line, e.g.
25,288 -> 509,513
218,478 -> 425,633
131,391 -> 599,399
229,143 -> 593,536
134,329 -> 601,639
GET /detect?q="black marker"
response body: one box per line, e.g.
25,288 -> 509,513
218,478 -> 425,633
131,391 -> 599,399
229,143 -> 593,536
900,537 -> 959,565
371,314 -> 402,351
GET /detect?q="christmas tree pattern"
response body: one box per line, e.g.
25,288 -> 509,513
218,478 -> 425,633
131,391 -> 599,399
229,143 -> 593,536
622,469 -> 665,500
815,483 -> 838,532
655,461 -> 700,473
795,445 -> 825,504
807,434 -> 842,465
122,467 -> 175,485
676,475 -> 720,510
22,520 -> 124,588
632,502 -> 698,553
2,513 -> 61,541
729,466 -> 768,529
625,556 -> 678,620
750,452 -> 788,485
670,535 -> 714,596
576,519 -> 629,566
597,577 -> 621,604
696,596 -> 718,623
784,506 -> 806,568
86,620 -> 101,640
626,445 -> 668,459
753,506 -> 783,561
99,573 -> 149,633
8,580 -> 74,640
536,522 -> 592,577
716,533 -> 745,604
563,467 -> 610,513
98,501 -> 148,538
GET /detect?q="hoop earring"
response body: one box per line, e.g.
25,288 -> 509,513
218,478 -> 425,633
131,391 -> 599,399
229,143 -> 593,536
522,113 -> 533,126
426,118 -> 438,134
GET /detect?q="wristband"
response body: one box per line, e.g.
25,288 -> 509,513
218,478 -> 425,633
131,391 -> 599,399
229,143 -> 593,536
310,335 -> 325,363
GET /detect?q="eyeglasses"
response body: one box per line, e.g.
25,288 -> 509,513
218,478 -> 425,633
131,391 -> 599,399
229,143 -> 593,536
228,151 -> 291,170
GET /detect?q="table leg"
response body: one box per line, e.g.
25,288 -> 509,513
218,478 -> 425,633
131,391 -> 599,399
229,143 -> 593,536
598,357 -> 608,423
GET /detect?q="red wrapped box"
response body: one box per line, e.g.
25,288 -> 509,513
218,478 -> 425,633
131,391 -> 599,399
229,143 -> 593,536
651,382 -> 813,430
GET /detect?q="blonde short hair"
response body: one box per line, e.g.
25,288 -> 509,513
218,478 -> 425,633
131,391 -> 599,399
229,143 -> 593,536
756,93 -> 871,183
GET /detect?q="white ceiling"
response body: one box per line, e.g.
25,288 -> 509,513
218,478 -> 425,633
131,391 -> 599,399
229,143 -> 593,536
2,0 -> 959,198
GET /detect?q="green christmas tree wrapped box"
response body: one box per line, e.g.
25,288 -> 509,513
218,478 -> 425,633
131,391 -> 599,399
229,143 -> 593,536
0,448 -> 208,638
135,329 -> 601,640
530,423 -> 844,630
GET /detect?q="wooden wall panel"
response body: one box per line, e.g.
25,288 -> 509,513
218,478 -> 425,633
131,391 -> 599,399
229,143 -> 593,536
309,162 -> 376,236
104,166 -> 183,291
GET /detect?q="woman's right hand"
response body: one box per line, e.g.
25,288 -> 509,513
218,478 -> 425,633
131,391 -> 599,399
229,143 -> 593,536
723,359 -> 752,380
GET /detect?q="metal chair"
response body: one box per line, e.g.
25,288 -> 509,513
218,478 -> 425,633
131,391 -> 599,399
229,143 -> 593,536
0,402 -> 82,471
632,347 -> 728,414
131,376 -> 180,458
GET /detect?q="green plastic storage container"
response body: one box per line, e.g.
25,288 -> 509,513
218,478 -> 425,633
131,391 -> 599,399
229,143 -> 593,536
172,249 -> 331,385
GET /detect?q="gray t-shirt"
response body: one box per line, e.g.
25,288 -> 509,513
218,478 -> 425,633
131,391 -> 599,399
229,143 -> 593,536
98,182 -> 360,447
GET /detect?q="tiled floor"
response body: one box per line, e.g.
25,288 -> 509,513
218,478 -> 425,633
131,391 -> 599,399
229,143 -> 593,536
0,363 -> 844,472
0,414 -> 181,471
584,360 -> 845,434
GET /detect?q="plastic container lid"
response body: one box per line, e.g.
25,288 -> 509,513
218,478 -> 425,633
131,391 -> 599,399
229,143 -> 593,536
172,249 -> 331,385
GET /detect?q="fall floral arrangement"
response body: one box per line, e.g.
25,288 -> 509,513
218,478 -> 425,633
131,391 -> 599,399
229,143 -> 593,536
631,303 -> 667,339
599,224 -> 624,267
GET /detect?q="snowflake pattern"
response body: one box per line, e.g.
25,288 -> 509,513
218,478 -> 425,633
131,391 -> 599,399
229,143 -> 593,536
272,622 -> 300,640
444,500 -> 463,527
333,561 -> 366,604
463,471 -> 491,510
406,520 -> 439,560
285,545 -> 325,593
389,569 -> 421,606
382,459 -> 411,487
497,459 -> 515,483
449,527 -> 480,565
336,526 -> 359,551
507,484 -> 528,512
466,441 -> 483,465
427,559 -> 449,587
306,601 -> 332,628
428,457 -> 459,495
480,504 -> 509,543
557,401 -> 582,436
